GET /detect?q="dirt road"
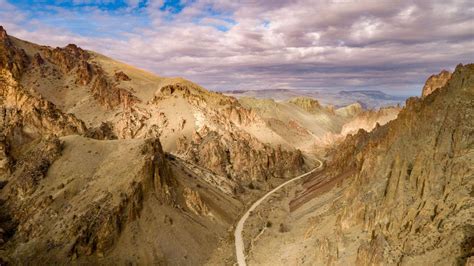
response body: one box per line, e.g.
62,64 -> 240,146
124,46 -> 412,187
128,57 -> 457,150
234,159 -> 323,266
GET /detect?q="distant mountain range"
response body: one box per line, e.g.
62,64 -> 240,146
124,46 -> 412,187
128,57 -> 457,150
223,88 -> 408,109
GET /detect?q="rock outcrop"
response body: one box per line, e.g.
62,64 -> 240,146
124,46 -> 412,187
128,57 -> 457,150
5,136 -> 62,198
183,187 -> 210,216
338,106 -> 400,136
0,26 -> 29,80
114,71 -> 131,82
152,81 -> 307,181
288,97 -> 322,113
335,102 -> 363,117
45,43 -> 139,109
153,82 -> 260,126
177,126 -> 305,183
1,28 -> 139,110
0,70 -> 87,140
421,69 -> 452,97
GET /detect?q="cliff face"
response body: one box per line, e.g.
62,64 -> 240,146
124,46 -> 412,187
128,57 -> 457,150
38,42 -> 140,109
314,64 -> 473,265
338,106 -> 400,136
0,26 -> 29,80
422,69 -> 452,98
288,97 -> 322,113
0,69 -> 87,144
176,126 -> 304,182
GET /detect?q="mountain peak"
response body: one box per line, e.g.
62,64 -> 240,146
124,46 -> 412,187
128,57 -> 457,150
64,43 -> 81,51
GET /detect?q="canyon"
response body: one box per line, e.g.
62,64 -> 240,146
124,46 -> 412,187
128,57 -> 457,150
241,64 -> 474,265
0,25 -> 472,265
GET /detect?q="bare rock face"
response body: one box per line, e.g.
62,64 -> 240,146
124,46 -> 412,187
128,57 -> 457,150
114,71 -> 131,81
0,136 -> 62,252
56,47 -> 138,109
0,136 -> 175,263
0,69 -> 87,153
421,69 -> 452,97
177,126 -> 305,182
288,97 -> 322,113
150,81 -> 307,182
339,106 -> 400,136
183,187 -> 210,216
0,26 -> 6,39
0,27 -> 139,112
114,107 -> 164,139
33,40 -> 139,109
311,64 -> 474,265
335,102 -> 363,117
154,82 -> 260,126
315,105 -> 400,147
0,134 -> 10,178
31,53 -> 44,67
75,60 -> 93,85
0,26 -> 29,80
90,68 -> 139,109
46,44 -> 90,73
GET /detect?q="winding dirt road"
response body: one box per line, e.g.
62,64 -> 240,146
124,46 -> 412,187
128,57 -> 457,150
234,159 -> 323,266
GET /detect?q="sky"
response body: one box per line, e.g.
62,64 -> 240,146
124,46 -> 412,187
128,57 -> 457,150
0,0 -> 473,96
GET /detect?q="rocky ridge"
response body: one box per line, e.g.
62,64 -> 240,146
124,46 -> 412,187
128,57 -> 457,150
176,126 -> 304,182
295,64 -> 474,265
288,97 -> 322,113
422,69 -> 452,98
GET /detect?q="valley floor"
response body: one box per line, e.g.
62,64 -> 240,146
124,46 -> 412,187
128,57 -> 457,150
208,159 -> 339,265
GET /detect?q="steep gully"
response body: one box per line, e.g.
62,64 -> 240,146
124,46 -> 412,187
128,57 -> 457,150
234,159 -> 323,266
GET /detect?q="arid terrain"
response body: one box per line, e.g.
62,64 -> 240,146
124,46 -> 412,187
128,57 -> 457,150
0,25 -> 472,265
237,64 -> 474,265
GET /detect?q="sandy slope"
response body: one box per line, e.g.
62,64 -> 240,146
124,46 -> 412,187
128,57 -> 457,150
0,135 -> 243,264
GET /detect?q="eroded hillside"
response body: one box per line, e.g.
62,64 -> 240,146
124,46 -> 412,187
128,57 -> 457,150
0,25 -> 428,265
0,26 -> 246,264
239,97 -> 399,152
0,26 -> 309,184
244,64 -> 473,265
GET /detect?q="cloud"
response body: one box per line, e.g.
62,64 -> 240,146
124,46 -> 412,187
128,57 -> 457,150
0,0 -> 473,96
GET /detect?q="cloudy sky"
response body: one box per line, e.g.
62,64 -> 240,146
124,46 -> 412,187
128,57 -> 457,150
1,0 -> 473,96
